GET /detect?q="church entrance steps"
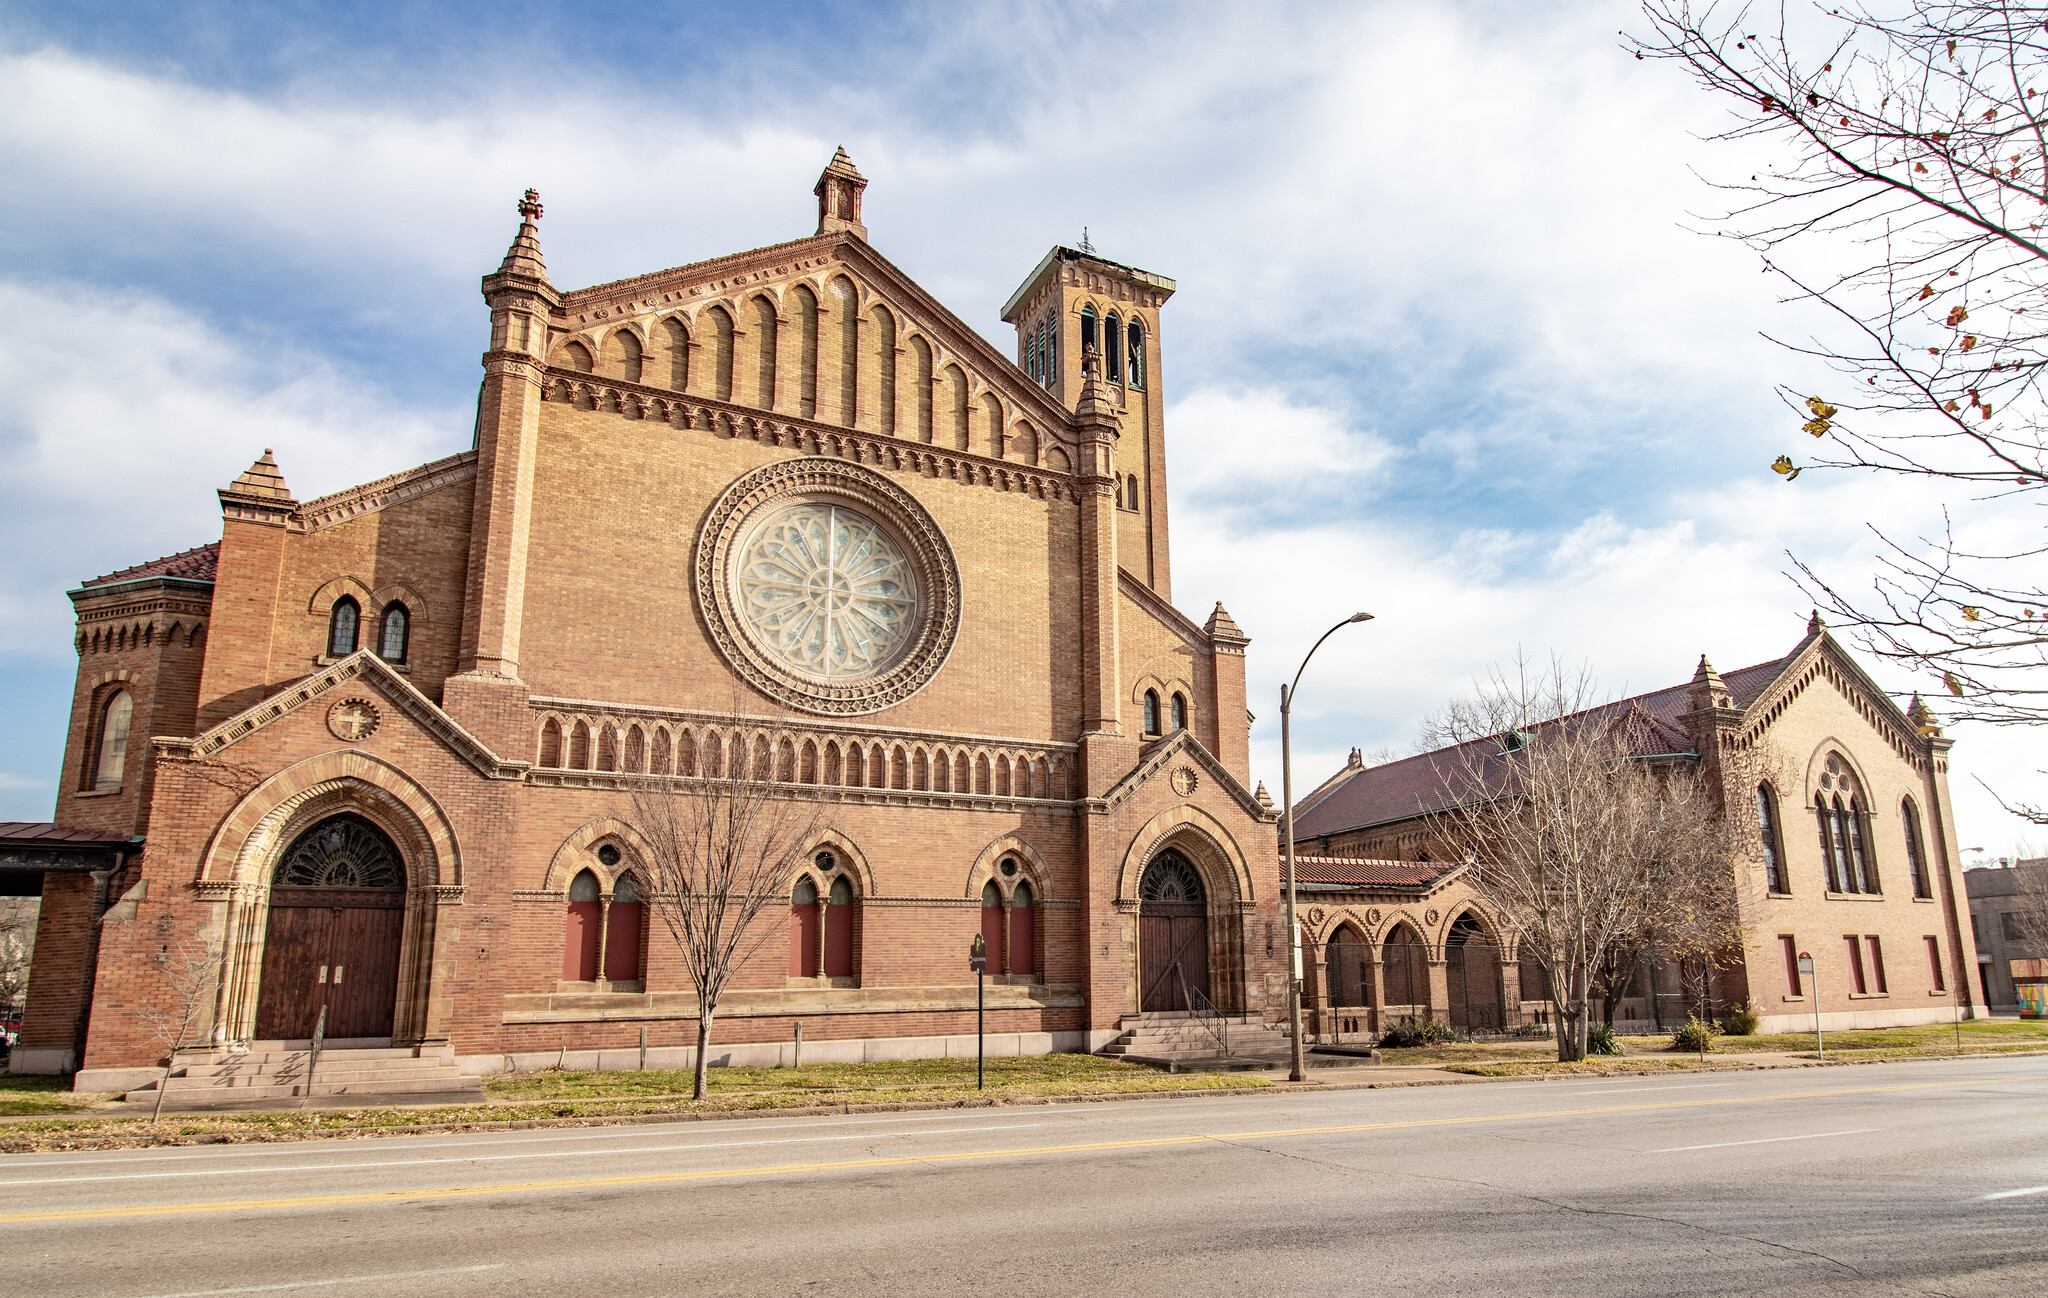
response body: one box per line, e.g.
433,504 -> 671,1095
1102,1011 -> 1367,1072
122,1043 -> 485,1109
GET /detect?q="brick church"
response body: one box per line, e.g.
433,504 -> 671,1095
10,151 -> 1290,1088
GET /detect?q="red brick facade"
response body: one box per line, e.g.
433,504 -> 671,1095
18,157 -> 1286,1085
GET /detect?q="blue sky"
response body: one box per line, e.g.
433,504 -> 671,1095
0,0 -> 2034,858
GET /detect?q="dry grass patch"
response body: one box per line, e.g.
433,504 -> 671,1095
1442,1058 -> 1754,1078
0,1055 -> 1267,1153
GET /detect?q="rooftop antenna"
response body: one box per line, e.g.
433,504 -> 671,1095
1080,226 -> 1095,255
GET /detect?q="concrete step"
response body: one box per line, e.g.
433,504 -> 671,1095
125,1073 -> 481,1103
172,1065 -> 467,1088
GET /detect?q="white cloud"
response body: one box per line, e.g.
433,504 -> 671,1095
0,279 -> 461,655
0,3 -> 2036,855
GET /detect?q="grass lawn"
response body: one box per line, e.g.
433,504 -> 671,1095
0,1076 -> 124,1117
1705,1018 -> 2048,1054
0,1054 -> 1268,1153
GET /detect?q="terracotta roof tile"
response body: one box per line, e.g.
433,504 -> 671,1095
1290,653 -> 1795,840
1291,857 -> 1457,887
78,542 -> 220,590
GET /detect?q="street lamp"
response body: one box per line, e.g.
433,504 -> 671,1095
1280,611 -> 1373,1083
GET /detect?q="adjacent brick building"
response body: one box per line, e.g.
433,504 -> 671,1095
1286,621 -> 1983,1036
14,154 -> 1287,1087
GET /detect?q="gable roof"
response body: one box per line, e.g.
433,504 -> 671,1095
75,542 -> 220,593
1290,648 -> 1797,841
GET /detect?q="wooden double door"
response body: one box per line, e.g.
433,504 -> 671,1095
255,887 -> 405,1040
1139,902 -> 1210,1012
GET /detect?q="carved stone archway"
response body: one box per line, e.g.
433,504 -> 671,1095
196,752 -> 460,1046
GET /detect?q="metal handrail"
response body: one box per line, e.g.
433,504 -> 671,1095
1177,964 -> 1229,1057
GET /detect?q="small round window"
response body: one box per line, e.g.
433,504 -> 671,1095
597,844 -> 621,867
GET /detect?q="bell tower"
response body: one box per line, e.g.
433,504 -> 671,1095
1001,243 -> 1177,596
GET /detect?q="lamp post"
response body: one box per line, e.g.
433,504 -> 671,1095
1280,611 -> 1374,1083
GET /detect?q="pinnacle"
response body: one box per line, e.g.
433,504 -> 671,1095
1807,608 -> 1828,637
225,448 -> 292,501
1204,601 -> 1248,642
494,188 -> 551,283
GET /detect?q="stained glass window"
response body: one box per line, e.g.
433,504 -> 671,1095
273,814 -> 403,888
737,503 -> 917,679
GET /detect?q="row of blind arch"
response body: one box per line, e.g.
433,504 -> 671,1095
554,287 -> 1045,462
536,717 -> 1071,800
1754,777 -> 1934,900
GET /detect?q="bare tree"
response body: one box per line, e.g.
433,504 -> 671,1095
133,938 -> 225,1122
1632,2 -> 2048,752
0,899 -> 35,1017
1429,657 -> 1750,1060
625,725 -> 825,1101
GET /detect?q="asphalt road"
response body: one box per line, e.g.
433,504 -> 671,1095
3,1057 -> 2045,1297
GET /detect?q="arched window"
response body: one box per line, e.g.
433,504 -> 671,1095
605,871 -> 644,983
1024,330 -> 1038,384
563,868 -> 601,982
1329,925 -> 1367,1008
1126,319 -> 1145,388
1903,798 -> 1931,899
708,306 -> 735,401
614,330 -> 642,383
1171,693 -> 1187,732
1125,475 -> 1141,511
537,717 -> 563,768
1817,794 -> 1842,892
980,880 -> 1006,976
1080,306 -> 1098,362
378,602 -> 409,663
1846,796 -> 1877,893
93,690 -> 134,791
824,874 -> 856,978
327,597 -> 359,657
1010,878 -> 1035,976
790,875 -> 820,978
1835,794 -> 1867,892
1143,690 -> 1161,735
1757,784 -> 1788,894
1106,313 -> 1123,383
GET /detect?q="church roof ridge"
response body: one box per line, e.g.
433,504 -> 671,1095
560,232 -> 838,305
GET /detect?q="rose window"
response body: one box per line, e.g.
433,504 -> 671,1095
736,504 -> 918,679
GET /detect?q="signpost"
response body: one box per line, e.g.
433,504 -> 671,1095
1798,952 -> 1822,1059
969,934 -> 987,1091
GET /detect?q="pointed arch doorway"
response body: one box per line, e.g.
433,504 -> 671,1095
255,814 -> 408,1041
1138,850 -> 1209,1012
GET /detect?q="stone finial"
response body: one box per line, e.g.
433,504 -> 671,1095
1254,781 -> 1274,810
1204,601 -> 1249,645
1071,341 -> 1121,444
225,449 -> 292,501
1347,746 -> 1365,770
1908,692 -> 1944,737
1807,608 -> 1828,638
814,147 -> 869,240
495,188 -> 551,284
1686,654 -> 1733,712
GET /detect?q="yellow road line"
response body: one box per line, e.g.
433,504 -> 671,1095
1,1074 -> 2028,1224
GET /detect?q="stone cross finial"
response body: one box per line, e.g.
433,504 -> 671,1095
1082,341 -> 1103,382
518,189 -> 544,222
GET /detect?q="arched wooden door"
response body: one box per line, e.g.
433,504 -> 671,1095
1138,850 -> 1209,1012
255,814 -> 407,1041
